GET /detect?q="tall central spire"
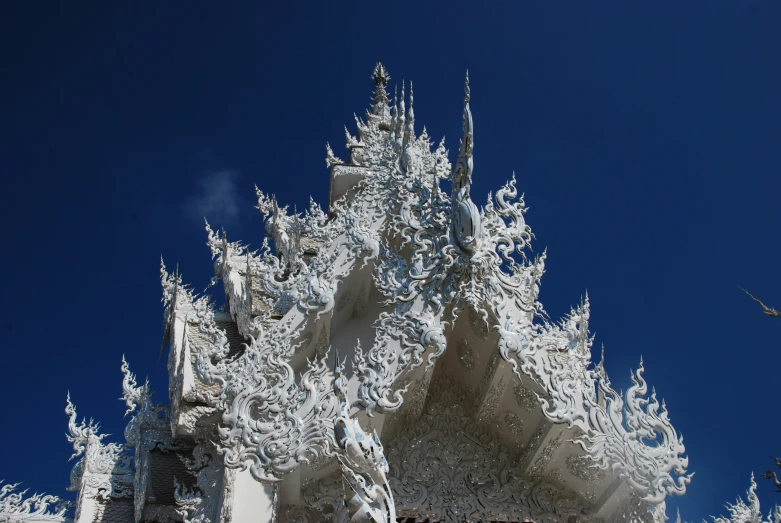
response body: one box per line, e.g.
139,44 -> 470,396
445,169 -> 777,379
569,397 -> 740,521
371,62 -> 390,115
372,62 -> 390,87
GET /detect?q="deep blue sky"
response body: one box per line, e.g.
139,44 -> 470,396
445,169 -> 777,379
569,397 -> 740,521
1,2 -> 780,519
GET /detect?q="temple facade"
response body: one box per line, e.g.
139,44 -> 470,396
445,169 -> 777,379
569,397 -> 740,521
2,64 -> 707,523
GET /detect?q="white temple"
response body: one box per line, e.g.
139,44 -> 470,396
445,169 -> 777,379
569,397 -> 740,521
3,63 -> 718,523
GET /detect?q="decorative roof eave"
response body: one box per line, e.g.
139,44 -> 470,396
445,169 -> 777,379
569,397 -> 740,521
64,393 -> 134,503
497,294 -> 691,504
0,482 -> 72,523
203,220 -> 256,338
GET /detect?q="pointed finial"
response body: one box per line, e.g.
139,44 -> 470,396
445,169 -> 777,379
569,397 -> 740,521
408,82 -> 415,120
449,67 -> 482,254
372,62 -> 390,86
404,81 -> 415,146
400,80 -> 406,117
371,63 -> 391,115
453,71 -> 474,191
391,85 -> 399,127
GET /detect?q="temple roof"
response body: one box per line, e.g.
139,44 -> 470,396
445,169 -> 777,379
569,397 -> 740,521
162,64 -> 690,519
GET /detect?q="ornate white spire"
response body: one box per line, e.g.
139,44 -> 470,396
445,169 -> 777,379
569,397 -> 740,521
372,62 -> 389,88
390,84 -> 403,154
120,355 -> 147,417
392,84 -> 398,122
325,142 -> 343,168
404,81 -> 414,147
454,70 -> 472,191
65,393 -> 96,461
398,80 -> 406,133
450,70 -> 483,254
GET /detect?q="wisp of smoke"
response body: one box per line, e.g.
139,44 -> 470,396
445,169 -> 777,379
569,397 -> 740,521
182,170 -> 242,228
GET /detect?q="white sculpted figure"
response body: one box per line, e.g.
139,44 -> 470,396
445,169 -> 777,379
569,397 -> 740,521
333,354 -> 396,523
